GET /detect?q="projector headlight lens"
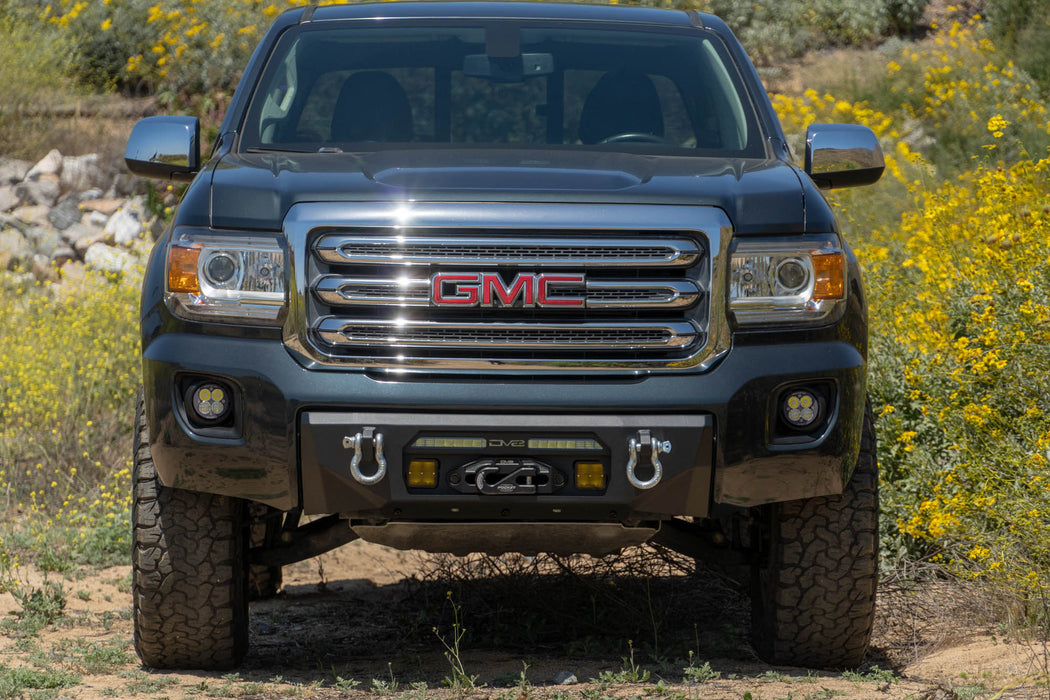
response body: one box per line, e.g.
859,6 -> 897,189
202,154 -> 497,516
166,229 -> 286,325
730,238 -> 846,326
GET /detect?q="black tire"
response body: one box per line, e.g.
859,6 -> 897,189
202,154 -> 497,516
132,390 -> 249,669
247,503 -> 283,601
750,399 -> 878,669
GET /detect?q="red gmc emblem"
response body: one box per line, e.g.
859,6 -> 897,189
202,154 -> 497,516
431,272 -> 585,308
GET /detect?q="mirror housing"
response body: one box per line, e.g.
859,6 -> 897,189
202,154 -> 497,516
804,124 -> 884,190
125,116 -> 200,182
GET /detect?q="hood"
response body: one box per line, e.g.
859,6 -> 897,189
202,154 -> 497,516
207,148 -> 809,234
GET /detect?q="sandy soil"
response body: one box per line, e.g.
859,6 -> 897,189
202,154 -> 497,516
1,541 -> 1047,699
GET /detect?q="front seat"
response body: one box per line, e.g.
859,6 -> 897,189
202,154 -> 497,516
330,71 -> 413,142
578,70 -> 664,144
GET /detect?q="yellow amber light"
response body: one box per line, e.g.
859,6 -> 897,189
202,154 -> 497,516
407,459 -> 439,488
574,462 -> 605,490
812,251 -> 845,300
168,244 -> 202,294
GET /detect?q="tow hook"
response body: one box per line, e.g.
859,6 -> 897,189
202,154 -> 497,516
343,427 -> 387,485
626,429 -> 671,490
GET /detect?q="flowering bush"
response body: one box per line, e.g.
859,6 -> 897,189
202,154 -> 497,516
0,269 -> 140,570
772,21 -> 1050,601
860,156 -> 1050,596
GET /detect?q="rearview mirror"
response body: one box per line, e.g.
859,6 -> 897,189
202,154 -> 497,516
463,53 -> 554,82
125,116 -> 201,182
804,124 -> 884,189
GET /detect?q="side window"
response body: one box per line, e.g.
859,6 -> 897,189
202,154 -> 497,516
257,49 -> 298,144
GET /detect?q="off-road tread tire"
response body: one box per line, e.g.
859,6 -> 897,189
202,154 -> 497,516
247,503 -> 282,601
132,390 -> 249,669
751,399 -> 878,669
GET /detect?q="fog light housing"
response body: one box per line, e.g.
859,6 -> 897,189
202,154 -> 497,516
187,382 -> 231,423
574,462 -> 605,490
782,389 -> 820,429
407,459 -> 439,488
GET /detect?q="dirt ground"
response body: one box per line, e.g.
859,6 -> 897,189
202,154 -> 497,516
1,541 -> 1048,699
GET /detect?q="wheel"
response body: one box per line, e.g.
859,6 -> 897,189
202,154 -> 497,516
248,503 -> 283,601
750,398 -> 878,669
132,390 -> 249,669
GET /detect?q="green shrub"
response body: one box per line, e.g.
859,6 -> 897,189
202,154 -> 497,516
0,14 -> 77,156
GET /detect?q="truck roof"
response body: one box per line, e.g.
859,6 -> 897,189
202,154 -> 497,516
307,2 -> 714,28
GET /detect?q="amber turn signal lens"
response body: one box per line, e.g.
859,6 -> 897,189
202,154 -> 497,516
574,462 -> 605,490
169,245 -> 202,294
811,251 -> 845,300
407,459 -> 439,488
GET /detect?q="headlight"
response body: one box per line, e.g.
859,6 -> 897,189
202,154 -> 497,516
729,238 -> 846,326
166,230 -> 286,324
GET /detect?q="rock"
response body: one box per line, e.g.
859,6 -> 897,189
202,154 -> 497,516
10,205 -> 51,228
0,158 -> 31,185
27,150 -> 63,179
79,188 -> 103,201
0,214 -> 26,234
80,198 -> 123,217
25,227 -> 63,258
60,222 -> 92,246
554,671 -> 577,685
83,210 -> 109,228
0,186 -> 18,213
61,154 -> 101,192
150,216 -> 167,240
72,229 -> 109,256
25,149 -> 63,180
84,242 -> 135,274
31,253 -> 58,282
105,172 -> 137,199
130,236 -> 155,260
51,245 -> 76,267
60,260 -> 87,285
105,208 -> 144,245
48,196 -> 82,230
0,229 -> 31,270
15,174 -> 61,207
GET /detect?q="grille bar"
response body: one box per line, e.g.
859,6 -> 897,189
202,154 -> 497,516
316,318 -> 700,350
314,235 -> 701,267
314,275 -> 701,309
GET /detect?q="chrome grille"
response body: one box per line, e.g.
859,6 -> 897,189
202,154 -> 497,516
314,276 -> 700,309
314,235 -> 700,267
283,202 -> 730,373
317,319 -> 694,349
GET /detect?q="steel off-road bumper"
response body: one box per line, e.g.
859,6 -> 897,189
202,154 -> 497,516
142,331 -> 867,526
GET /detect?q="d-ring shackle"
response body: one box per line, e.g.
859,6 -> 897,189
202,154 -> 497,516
343,429 -> 387,485
626,434 -> 671,490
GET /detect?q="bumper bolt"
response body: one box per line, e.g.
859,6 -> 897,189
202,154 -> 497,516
553,472 -> 565,486
449,473 -> 461,485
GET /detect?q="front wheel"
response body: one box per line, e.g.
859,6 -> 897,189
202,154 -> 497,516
132,390 -> 249,669
750,399 -> 879,669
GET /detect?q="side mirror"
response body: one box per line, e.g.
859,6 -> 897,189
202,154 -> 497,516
125,116 -> 201,182
804,124 -> 884,190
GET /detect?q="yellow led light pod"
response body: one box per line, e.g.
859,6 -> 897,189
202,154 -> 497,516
575,462 -> 605,490
407,459 -> 439,488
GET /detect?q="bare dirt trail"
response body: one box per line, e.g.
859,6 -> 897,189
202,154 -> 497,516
1,540 -> 1046,699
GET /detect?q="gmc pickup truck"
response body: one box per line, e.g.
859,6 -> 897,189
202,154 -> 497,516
126,1 -> 884,671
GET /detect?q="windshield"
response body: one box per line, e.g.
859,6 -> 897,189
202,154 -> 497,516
240,20 -> 764,157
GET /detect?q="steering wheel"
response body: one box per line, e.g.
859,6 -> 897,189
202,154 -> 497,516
597,132 -> 669,145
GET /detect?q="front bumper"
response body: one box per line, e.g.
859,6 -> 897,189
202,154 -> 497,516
142,332 -> 866,517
